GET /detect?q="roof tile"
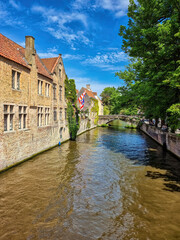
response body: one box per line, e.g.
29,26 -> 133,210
0,33 -> 52,80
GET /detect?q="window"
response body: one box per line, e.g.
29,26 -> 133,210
12,70 -> 20,90
38,80 -> 43,95
19,106 -> 27,129
38,107 -> 43,126
59,85 -> 62,101
59,108 -> 62,120
60,127 -> 63,139
53,84 -> 57,99
45,83 -> 50,97
65,108 -> 67,120
45,108 -> 50,125
59,69 -> 61,79
4,105 -> 14,131
54,107 -> 57,121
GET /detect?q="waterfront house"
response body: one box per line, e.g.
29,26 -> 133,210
77,84 -> 104,127
0,34 -> 69,171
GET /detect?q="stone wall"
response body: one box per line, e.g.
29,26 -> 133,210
140,123 -> 180,158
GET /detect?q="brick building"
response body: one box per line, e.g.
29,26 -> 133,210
0,34 -> 69,171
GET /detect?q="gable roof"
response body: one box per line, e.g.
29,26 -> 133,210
82,87 -> 96,99
41,55 -> 61,73
0,33 -> 52,80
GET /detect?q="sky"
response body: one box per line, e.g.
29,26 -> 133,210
0,0 -> 130,95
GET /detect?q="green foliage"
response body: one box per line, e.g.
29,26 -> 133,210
100,87 -> 116,106
115,0 -> 180,121
87,119 -> 91,129
167,104 -> 180,133
103,106 -> 110,115
91,98 -> 99,125
65,77 -> 77,103
65,77 -> 79,140
100,124 -> 109,127
125,124 -> 137,129
120,106 -> 138,116
67,102 -> 79,140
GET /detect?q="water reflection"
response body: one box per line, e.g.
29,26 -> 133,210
0,127 -> 180,240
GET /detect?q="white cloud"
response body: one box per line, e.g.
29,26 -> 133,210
0,2 -> 23,26
47,47 -> 58,53
38,46 -> 59,58
38,52 -> 58,58
31,4 -> 91,49
83,51 -> 127,65
96,0 -> 129,17
63,54 -> 84,60
71,0 -> 129,18
17,41 -> 25,47
82,51 -> 127,71
9,0 -> 23,10
100,0 -> 129,11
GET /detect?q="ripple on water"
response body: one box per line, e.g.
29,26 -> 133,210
0,127 -> 180,240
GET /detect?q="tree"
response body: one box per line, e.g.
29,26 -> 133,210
116,0 -> 180,129
167,104 -> 180,133
100,87 -> 116,107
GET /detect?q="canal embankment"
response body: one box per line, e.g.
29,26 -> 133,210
140,123 -> 180,159
0,119 -> 98,174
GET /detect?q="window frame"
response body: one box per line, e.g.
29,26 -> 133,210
4,104 -> 15,132
45,107 -> 50,125
12,70 -> 21,90
19,106 -> 27,130
38,80 -> 43,95
38,107 -> 43,126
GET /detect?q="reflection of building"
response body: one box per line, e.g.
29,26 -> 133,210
77,84 -> 104,127
0,34 -> 69,171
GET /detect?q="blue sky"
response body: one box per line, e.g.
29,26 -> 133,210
0,0 -> 130,95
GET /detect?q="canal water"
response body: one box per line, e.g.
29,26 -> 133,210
0,125 -> 180,240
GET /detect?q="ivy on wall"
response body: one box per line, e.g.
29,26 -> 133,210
91,98 -> 99,125
65,77 -> 79,140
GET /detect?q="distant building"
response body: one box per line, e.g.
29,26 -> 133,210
0,34 -> 69,171
77,84 -> 104,126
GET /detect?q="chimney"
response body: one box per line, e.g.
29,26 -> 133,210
25,36 -> 36,65
86,84 -> 91,91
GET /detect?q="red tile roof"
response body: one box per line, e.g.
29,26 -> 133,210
0,33 -> 52,80
35,55 -> 52,79
82,87 -> 96,99
41,57 -> 60,73
0,33 -> 29,69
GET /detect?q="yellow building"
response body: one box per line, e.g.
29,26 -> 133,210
0,34 -> 69,171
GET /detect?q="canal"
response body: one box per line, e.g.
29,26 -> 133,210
0,125 -> 180,240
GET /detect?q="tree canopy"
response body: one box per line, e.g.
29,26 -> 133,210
100,87 -> 116,107
113,0 -> 180,129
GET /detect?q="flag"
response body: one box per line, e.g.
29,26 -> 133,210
78,91 -> 86,110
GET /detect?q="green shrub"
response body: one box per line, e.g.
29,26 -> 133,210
167,103 -> 180,133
